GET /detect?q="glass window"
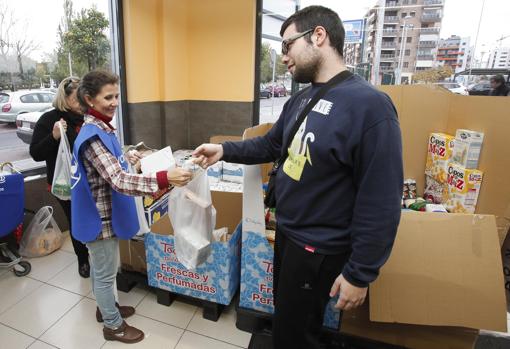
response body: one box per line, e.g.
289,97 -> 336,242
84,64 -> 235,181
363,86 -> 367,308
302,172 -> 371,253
0,0 -> 115,172
403,62 -> 409,68
407,37 -> 412,43
20,93 -> 40,103
38,93 -> 55,103
405,49 -> 411,56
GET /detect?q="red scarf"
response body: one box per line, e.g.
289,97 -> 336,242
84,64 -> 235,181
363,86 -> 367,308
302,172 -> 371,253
88,108 -> 116,131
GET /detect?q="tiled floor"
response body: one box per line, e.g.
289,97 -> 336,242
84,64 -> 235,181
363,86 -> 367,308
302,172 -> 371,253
0,235 -> 251,349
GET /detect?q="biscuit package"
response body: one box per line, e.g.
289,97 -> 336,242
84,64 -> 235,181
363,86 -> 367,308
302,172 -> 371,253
444,163 -> 483,213
425,133 -> 456,184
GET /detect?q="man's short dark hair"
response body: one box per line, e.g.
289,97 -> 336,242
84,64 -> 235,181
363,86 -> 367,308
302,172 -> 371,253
280,6 -> 345,57
490,74 -> 505,84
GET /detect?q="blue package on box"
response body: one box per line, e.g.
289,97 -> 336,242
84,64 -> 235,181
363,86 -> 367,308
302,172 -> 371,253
222,162 -> 243,184
240,158 -> 340,330
144,193 -> 169,226
207,161 -> 223,181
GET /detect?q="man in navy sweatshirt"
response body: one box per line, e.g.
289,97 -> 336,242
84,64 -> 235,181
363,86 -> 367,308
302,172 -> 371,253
194,6 -> 403,348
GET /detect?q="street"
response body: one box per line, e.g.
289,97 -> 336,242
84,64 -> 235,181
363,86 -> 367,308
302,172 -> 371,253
0,123 -> 42,171
259,95 -> 290,124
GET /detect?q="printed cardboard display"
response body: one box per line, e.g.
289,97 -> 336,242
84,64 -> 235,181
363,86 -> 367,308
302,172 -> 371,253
145,190 -> 242,305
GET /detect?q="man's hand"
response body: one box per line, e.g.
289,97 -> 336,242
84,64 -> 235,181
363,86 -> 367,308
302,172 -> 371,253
329,274 -> 367,311
167,167 -> 192,187
192,144 -> 223,169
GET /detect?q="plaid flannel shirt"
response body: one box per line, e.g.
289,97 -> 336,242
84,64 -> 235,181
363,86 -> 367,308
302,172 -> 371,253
81,115 -> 160,240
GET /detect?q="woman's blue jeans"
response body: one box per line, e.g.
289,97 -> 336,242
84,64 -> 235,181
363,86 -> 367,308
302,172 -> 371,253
86,238 -> 123,329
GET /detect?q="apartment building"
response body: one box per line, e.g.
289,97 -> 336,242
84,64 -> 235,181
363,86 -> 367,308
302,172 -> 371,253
487,47 -> 510,69
436,35 -> 472,73
363,0 -> 445,83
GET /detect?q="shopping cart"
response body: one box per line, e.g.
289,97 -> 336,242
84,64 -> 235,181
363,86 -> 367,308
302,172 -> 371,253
0,162 -> 31,276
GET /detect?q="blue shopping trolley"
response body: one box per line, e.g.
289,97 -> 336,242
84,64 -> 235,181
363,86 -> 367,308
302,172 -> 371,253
0,162 -> 31,276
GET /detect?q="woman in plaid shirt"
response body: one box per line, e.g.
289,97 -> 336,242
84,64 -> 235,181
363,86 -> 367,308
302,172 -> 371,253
72,70 -> 192,344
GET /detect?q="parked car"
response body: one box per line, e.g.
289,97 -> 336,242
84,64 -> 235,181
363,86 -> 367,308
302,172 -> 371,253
0,90 -> 55,124
15,106 -> 53,144
468,82 -> 491,96
259,84 -> 272,98
269,84 -> 288,97
434,82 -> 469,95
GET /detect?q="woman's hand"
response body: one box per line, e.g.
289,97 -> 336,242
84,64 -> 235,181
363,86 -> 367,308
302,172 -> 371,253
52,118 -> 67,140
167,167 -> 192,187
125,150 -> 142,165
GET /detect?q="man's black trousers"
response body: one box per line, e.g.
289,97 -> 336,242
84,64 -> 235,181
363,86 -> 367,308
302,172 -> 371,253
272,232 -> 350,349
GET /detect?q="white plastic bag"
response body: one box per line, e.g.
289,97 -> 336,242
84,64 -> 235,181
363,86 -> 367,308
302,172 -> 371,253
20,206 -> 63,258
51,122 -> 72,200
127,161 -> 151,237
168,169 -> 216,269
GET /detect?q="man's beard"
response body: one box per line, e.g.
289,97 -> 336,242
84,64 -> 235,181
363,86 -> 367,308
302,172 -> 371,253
292,51 -> 322,83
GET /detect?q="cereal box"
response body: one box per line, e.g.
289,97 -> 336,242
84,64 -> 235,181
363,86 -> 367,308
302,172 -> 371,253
452,129 -> 484,169
444,163 -> 483,213
425,133 -> 456,183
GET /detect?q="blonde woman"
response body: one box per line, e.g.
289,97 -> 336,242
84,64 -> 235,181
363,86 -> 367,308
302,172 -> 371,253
30,77 -> 90,278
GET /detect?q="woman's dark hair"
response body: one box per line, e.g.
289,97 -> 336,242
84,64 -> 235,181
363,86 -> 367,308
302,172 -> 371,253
280,5 -> 345,57
77,70 -> 119,109
490,74 -> 505,85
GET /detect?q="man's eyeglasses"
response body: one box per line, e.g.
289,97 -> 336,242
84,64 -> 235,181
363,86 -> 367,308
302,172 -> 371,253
281,28 -> 314,55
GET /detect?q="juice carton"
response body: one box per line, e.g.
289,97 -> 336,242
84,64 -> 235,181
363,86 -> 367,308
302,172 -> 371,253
452,129 -> 484,169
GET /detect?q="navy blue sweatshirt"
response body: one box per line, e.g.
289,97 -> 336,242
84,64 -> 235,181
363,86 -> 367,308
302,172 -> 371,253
222,74 -> 403,287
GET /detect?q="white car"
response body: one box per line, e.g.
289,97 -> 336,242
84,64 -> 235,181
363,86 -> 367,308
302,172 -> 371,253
434,82 -> 469,95
0,90 -> 55,124
15,106 -> 54,144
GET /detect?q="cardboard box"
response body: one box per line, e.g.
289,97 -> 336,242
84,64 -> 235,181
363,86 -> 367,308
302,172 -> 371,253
119,237 -> 147,274
144,190 -> 242,305
370,211 -> 506,332
341,301 -> 479,349
444,163 -> 483,213
236,85 -> 510,338
376,85 -> 510,333
452,129 -> 484,169
144,193 -> 169,226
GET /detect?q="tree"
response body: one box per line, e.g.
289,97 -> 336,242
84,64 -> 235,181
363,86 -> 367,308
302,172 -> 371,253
260,42 -> 287,84
64,7 -> 110,71
0,1 -> 15,64
260,42 -> 272,83
12,22 -> 39,76
413,65 -> 454,83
